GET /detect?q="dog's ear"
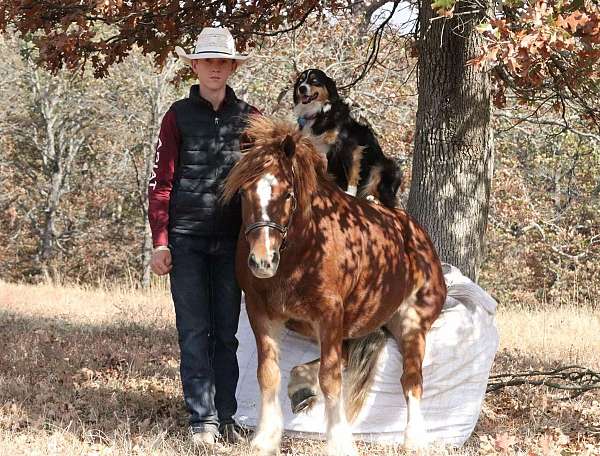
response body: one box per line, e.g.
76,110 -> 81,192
324,74 -> 339,101
281,134 -> 296,158
292,70 -> 307,105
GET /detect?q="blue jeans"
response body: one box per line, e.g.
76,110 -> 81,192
169,234 -> 241,434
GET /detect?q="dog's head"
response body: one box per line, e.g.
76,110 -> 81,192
293,69 -> 339,119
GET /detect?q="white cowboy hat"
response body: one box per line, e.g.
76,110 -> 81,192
175,27 -> 249,66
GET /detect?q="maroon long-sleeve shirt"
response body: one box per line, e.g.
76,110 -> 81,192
148,109 -> 180,247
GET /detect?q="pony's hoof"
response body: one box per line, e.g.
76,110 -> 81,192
252,449 -> 279,456
403,425 -> 429,450
290,387 -> 318,414
251,434 -> 280,456
325,440 -> 358,456
326,424 -> 357,456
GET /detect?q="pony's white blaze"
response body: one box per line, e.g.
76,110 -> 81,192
404,391 -> 428,449
257,173 -> 277,220
256,173 -> 278,258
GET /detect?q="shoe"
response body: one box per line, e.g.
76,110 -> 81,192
191,430 -> 217,447
219,422 -> 251,444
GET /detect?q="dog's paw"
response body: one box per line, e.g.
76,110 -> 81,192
365,194 -> 381,204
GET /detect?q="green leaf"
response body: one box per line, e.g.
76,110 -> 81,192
431,0 -> 456,11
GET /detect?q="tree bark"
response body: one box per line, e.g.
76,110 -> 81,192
141,143 -> 155,289
40,167 -> 62,279
141,221 -> 153,289
408,1 -> 494,281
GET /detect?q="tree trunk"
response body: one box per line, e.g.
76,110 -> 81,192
39,157 -> 63,279
141,222 -> 153,288
38,134 -> 84,280
408,1 -> 494,281
139,145 -> 154,288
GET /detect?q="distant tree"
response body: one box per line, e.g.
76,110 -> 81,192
106,52 -> 180,288
0,37 -> 107,279
481,98 -> 600,305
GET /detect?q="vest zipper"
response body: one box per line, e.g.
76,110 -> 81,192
215,116 -> 220,127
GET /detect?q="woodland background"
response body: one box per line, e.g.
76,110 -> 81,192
0,12 -> 598,308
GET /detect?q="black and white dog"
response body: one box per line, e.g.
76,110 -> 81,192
293,68 -> 401,208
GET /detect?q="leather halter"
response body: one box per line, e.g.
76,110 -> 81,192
244,170 -> 297,251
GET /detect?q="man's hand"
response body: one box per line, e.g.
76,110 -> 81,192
151,248 -> 172,275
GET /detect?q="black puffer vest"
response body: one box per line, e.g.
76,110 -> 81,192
169,85 -> 252,237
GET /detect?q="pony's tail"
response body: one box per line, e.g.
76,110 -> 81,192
343,328 -> 388,422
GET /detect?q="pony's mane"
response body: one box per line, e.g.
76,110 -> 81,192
222,116 -> 331,219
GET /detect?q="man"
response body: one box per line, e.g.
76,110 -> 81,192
148,27 -> 259,446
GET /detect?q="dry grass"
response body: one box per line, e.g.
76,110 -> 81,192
0,279 -> 599,455
496,304 -> 600,370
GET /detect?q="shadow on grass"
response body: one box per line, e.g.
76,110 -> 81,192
0,310 -> 194,444
1,310 -> 598,455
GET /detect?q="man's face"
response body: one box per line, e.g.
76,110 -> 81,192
191,58 -> 237,91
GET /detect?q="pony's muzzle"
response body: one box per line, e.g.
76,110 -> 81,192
248,251 -> 280,278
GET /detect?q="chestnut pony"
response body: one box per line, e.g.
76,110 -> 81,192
222,117 -> 446,456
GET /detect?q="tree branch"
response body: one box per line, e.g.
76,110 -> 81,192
487,365 -> 600,399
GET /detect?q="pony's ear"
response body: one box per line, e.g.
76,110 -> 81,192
281,134 -> 296,158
